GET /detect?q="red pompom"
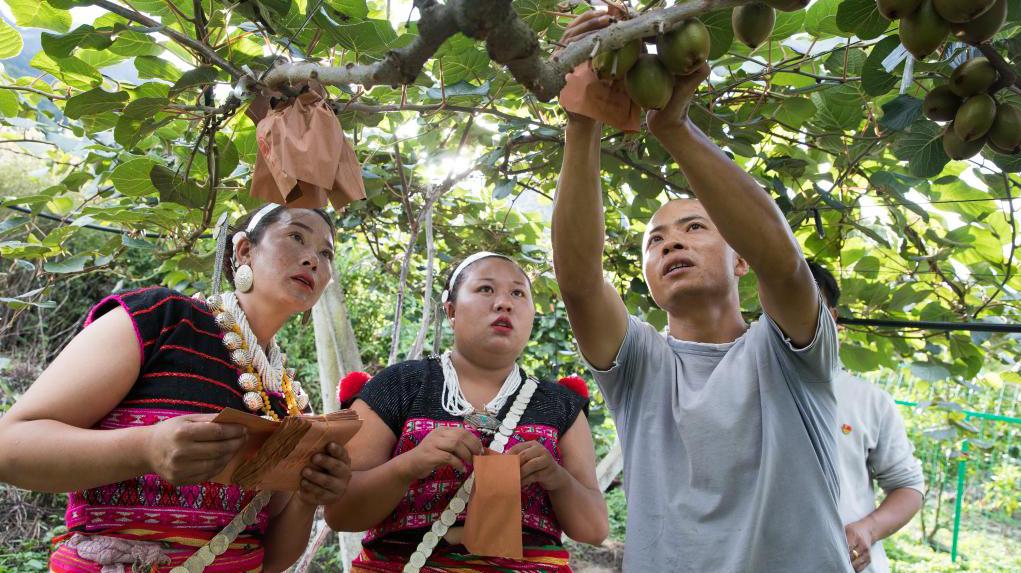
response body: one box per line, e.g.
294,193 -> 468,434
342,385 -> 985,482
338,371 -> 371,405
558,375 -> 589,399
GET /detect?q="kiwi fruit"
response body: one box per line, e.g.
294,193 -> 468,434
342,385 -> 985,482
732,3 -> 776,50
657,19 -> 711,76
949,57 -> 999,97
592,39 -> 642,80
899,0 -> 950,60
626,54 -> 675,110
953,93 -> 997,142
923,84 -> 963,121
876,0 -> 923,20
950,0 -> 1006,44
933,0 -> 996,24
943,126 -> 986,159
987,103 -> 1021,154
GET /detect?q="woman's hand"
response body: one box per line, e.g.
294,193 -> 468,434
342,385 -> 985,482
398,427 -> 483,480
297,442 -> 352,506
143,414 -> 247,485
507,441 -> 568,492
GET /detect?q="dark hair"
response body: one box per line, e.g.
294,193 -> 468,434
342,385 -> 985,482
442,255 -> 531,306
807,260 -> 840,309
223,206 -> 336,282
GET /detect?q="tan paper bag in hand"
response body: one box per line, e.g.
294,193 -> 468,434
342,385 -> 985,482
251,86 -> 366,210
210,408 -> 362,491
559,64 -> 641,132
462,451 -> 523,559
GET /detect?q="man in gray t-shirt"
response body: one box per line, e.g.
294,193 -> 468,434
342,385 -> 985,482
551,11 -> 852,572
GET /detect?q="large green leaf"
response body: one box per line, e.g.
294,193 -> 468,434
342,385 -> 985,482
879,94 -> 923,132
150,165 -> 208,208
135,55 -> 183,81
0,18 -> 25,59
41,25 -> 112,59
810,84 -> 864,131
334,19 -> 399,53
703,10 -> 734,60
836,0 -> 890,41
892,120 -> 950,178
862,35 -> 901,96
7,0 -> 71,32
170,65 -> 219,95
805,0 -> 845,38
29,52 -> 101,89
63,88 -> 129,119
110,157 -> 158,197
122,97 -> 169,119
0,90 -> 18,117
109,31 -> 164,57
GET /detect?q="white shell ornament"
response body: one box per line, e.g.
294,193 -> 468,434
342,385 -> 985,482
242,391 -> 263,411
238,373 -> 259,392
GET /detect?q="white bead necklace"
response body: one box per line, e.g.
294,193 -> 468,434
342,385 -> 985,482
439,351 -> 522,418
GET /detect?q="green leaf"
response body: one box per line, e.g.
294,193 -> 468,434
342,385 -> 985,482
150,165 -> 208,208
215,132 -> 239,178
862,34 -> 901,96
29,52 -> 101,89
135,55 -> 182,81
109,31 -> 163,57
771,10 -> 805,40
990,149 -> 1021,173
43,254 -> 89,273
836,0 -> 890,41
892,120 -> 950,178
425,80 -> 490,100
110,157 -> 158,197
0,90 -> 19,117
63,88 -> 129,119
326,0 -> 368,18
772,97 -> 816,129
805,0 -> 845,38
234,124 -> 258,164
7,0 -> 71,32
810,84 -> 863,131
122,97 -> 168,119
841,343 -> 882,371
514,0 -> 555,32
334,19 -> 399,53
879,94 -> 923,132
702,10 -> 734,60
0,18 -> 25,59
41,25 -> 111,58
170,65 -> 219,95
432,36 -> 491,85
493,179 -> 515,199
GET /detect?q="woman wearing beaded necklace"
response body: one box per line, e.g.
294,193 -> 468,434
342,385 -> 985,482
327,253 -> 608,573
0,205 -> 352,573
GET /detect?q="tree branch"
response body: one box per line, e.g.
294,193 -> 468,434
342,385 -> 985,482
88,0 -> 244,78
262,0 -> 745,100
263,0 -> 458,90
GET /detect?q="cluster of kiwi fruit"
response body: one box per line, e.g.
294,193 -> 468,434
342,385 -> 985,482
878,0 -> 1008,59
923,57 -> 1021,159
590,0 -> 808,110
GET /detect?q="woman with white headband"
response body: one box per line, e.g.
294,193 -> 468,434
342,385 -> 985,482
327,252 -> 608,573
0,205 -> 352,573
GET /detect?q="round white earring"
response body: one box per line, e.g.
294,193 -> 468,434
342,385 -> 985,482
234,264 -> 254,293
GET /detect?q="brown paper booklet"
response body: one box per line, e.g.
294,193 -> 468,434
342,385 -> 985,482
210,408 -> 361,491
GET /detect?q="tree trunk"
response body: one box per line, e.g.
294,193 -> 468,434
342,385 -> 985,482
302,279 -> 366,572
312,279 -> 364,413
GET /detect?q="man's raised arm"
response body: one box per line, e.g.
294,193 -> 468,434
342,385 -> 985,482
648,64 -> 820,347
552,113 -> 630,371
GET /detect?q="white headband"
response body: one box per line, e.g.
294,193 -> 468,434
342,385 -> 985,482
441,251 -> 515,303
231,204 -> 280,258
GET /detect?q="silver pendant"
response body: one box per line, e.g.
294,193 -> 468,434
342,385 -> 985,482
463,409 -> 501,434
